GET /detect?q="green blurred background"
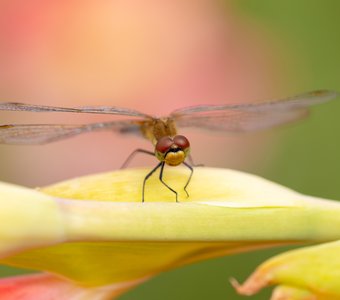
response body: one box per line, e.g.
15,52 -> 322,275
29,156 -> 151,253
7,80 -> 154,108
1,1 -> 340,299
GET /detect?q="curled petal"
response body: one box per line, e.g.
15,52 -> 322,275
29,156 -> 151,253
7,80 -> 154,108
234,240 -> 340,299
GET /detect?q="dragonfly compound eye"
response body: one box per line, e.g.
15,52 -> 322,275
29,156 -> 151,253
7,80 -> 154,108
155,136 -> 174,153
173,135 -> 190,150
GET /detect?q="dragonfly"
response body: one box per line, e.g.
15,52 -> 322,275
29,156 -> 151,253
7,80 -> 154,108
0,90 -> 338,202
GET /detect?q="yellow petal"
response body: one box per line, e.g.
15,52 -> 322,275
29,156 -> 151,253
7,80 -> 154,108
233,240 -> 340,299
271,285 -> 329,300
0,182 -> 65,256
1,167 -> 340,289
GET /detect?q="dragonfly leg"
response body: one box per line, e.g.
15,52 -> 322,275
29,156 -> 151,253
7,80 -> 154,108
159,162 -> 178,203
183,161 -> 193,198
121,148 -> 154,169
187,154 -> 204,167
142,162 -> 163,202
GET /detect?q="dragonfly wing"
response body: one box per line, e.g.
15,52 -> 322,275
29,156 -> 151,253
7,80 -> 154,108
171,90 -> 338,132
173,109 -> 308,132
0,102 -> 152,118
0,124 -> 89,144
171,90 -> 338,115
0,120 -> 143,145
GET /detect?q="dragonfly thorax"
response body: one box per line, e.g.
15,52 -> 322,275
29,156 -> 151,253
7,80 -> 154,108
155,135 -> 190,166
140,118 -> 178,144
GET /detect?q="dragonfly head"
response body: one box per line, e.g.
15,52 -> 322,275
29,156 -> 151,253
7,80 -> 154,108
155,135 -> 190,166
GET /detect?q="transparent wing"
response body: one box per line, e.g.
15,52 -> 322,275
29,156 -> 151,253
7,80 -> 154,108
172,109 -> 309,132
0,102 -> 152,118
171,90 -> 338,132
0,120 -> 143,145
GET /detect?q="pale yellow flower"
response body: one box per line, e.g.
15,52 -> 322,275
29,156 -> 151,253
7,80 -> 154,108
1,167 -> 340,299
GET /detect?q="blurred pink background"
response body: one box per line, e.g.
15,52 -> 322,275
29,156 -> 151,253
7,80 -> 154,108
0,0 -> 285,186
